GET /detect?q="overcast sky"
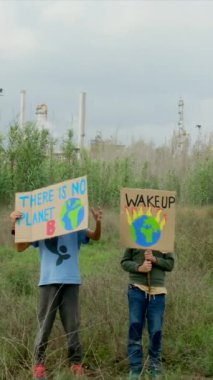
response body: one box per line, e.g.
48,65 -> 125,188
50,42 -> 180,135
0,0 -> 213,146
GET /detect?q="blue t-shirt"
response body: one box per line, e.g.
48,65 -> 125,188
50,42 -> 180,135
33,230 -> 89,286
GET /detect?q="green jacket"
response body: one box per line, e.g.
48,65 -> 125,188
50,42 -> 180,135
121,248 -> 175,287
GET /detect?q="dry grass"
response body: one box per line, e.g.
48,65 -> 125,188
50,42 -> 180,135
0,206 -> 15,246
0,207 -> 212,379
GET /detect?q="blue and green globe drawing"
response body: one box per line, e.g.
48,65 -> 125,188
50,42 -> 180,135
130,215 -> 161,247
60,198 -> 85,230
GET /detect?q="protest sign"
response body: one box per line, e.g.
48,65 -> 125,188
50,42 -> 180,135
120,188 -> 176,252
15,176 -> 88,242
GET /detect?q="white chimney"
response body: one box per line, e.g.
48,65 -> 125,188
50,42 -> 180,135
35,104 -> 48,129
78,92 -> 86,154
20,89 -> 26,127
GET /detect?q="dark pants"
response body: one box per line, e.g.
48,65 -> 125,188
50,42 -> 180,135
128,285 -> 165,374
34,284 -> 82,365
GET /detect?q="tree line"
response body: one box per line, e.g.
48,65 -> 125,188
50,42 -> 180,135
0,123 -> 212,207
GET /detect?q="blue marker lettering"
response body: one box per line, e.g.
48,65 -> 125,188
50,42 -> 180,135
72,178 -> 86,195
37,192 -> 43,206
32,211 -> 38,224
49,206 -> 55,219
30,194 -> 37,207
79,178 -> 86,194
19,195 -> 29,208
49,189 -> 54,202
26,212 -> 32,226
17,213 -> 25,225
72,181 -> 79,195
44,208 -> 49,222
38,210 -> 45,223
42,191 -> 48,204
59,185 -> 67,199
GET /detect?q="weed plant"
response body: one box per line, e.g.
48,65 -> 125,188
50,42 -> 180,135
0,207 -> 212,379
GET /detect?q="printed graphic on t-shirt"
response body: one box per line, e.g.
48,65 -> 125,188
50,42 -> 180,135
44,236 -> 71,266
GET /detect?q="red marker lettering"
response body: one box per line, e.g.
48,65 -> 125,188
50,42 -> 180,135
47,220 -> 56,236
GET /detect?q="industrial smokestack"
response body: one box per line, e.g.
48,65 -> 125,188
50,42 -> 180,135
78,92 -> 86,154
20,89 -> 26,127
35,104 -> 48,129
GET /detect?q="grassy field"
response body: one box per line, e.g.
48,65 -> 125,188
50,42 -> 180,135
0,207 -> 212,380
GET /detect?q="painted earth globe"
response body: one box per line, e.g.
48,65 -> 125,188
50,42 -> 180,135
60,197 -> 85,230
130,215 -> 161,247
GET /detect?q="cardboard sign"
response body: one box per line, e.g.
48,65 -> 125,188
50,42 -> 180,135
15,176 -> 88,242
120,188 -> 176,252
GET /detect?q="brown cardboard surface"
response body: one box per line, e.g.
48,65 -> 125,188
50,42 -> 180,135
15,176 -> 88,242
120,188 -> 176,252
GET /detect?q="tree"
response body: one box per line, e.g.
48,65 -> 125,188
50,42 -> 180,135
6,123 -> 51,193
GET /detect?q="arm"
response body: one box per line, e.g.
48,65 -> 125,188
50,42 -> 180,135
145,250 -> 175,272
155,253 -> 174,271
121,248 -> 152,273
10,211 -> 31,252
87,207 -> 102,241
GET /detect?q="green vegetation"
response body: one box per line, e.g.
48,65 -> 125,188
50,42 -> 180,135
0,208 -> 212,379
0,123 -> 212,208
0,123 -> 212,378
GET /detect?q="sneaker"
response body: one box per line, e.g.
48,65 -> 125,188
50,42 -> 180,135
33,363 -> 46,380
128,370 -> 141,380
149,366 -> 162,379
149,373 -> 162,379
70,363 -> 85,377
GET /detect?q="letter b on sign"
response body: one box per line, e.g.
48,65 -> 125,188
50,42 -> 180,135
47,220 -> 56,236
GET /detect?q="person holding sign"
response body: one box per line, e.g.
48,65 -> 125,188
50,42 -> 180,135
10,207 -> 102,380
121,248 -> 174,380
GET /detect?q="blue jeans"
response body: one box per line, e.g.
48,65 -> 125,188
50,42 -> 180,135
128,284 -> 165,374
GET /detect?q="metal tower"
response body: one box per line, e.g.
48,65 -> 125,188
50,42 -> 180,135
35,104 -> 48,129
20,89 -> 26,127
177,98 -> 187,148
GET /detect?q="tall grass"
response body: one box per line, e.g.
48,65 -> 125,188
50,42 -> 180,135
0,123 -> 212,207
0,207 -> 212,379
